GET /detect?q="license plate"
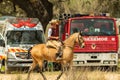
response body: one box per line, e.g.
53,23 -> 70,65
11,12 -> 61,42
89,54 -> 99,56
22,64 -> 31,66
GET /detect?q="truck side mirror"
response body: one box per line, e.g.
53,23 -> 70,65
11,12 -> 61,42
119,26 -> 120,34
60,21 -> 65,33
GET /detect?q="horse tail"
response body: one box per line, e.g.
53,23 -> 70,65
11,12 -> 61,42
27,47 -> 33,59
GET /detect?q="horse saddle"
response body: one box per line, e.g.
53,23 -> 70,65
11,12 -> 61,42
46,40 -> 59,49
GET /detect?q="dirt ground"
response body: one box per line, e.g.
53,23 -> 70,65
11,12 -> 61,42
0,71 -> 120,80
0,72 -> 65,80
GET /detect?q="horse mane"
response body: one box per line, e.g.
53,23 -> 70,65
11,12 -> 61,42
64,32 -> 78,41
63,32 -> 79,45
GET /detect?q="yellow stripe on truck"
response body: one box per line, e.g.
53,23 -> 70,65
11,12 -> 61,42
8,48 -> 28,53
0,55 -> 6,60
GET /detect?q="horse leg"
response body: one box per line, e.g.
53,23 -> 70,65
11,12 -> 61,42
56,69 -> 64,80
56,61 -> 70,80
65,62 -> 73,80
27,60 -> 37,80
56,65 -> 65,80
38,61 -> 47,80
60,62 -> 72,80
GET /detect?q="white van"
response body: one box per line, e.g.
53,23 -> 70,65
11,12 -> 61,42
0,17 -> 45,73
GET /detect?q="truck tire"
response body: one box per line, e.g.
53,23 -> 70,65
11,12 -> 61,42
111,66 -> 117,71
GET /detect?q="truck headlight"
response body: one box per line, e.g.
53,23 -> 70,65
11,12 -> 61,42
8,53 -> 15,59
111,54 -> 116,59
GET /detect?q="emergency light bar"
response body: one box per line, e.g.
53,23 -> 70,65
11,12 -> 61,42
59,13 -> 110,20
58,13 -> 89,20
89,13 -> 110,17
9,18 -> 39,28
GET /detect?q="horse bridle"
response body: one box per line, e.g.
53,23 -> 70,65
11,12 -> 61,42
78,32 -> 84,47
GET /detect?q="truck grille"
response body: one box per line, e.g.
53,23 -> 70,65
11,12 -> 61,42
87,60 -> 101,63
15,52 -> 31,59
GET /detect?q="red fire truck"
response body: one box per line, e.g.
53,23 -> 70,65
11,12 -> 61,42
59,13 -> 118,68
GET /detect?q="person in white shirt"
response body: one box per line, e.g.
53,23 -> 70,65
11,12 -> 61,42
47,19 -> 62,60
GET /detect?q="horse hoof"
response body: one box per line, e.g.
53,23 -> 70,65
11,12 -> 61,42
44,78 -> 47,80
55,78 -> 59,80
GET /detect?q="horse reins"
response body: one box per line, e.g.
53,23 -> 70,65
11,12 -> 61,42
78,33 -> 81,46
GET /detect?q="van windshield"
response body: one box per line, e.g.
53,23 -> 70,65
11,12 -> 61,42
70,19 -> 116,36
6,30 -> 45,44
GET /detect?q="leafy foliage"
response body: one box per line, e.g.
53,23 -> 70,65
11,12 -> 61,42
0,0 -> 120,30
0,0 -> 53,30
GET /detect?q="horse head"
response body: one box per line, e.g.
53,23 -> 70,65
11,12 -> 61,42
75,31 -> 85,48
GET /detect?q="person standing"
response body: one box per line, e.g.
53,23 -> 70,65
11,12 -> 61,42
14,31 -> 21,43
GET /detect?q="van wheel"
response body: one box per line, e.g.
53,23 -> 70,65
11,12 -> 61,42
0,59 -> 5,73
5,60 -> 11,74
0,60 -> 2,72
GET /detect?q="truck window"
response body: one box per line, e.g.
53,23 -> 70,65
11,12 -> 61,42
70,19 -> 116,36
0,39 -> 5,47
0,34 -> 5,47
6,30 -> 45,45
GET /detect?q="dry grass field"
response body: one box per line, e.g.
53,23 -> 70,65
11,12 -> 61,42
0,59 -> 120,80
0,68 -> 120,80
1,58 -> 120,80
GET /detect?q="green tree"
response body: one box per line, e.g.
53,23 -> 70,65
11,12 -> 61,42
97,0 -> 120,17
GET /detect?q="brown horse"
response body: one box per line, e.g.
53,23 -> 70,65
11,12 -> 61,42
27,32 -> 85,80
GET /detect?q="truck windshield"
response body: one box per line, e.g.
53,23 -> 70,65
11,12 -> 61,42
70,19 -> 116,36
6,30 -> 45,44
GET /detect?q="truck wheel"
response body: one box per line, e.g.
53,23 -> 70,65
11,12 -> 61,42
107,66 -> 117,72
111,66 -> 117,71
